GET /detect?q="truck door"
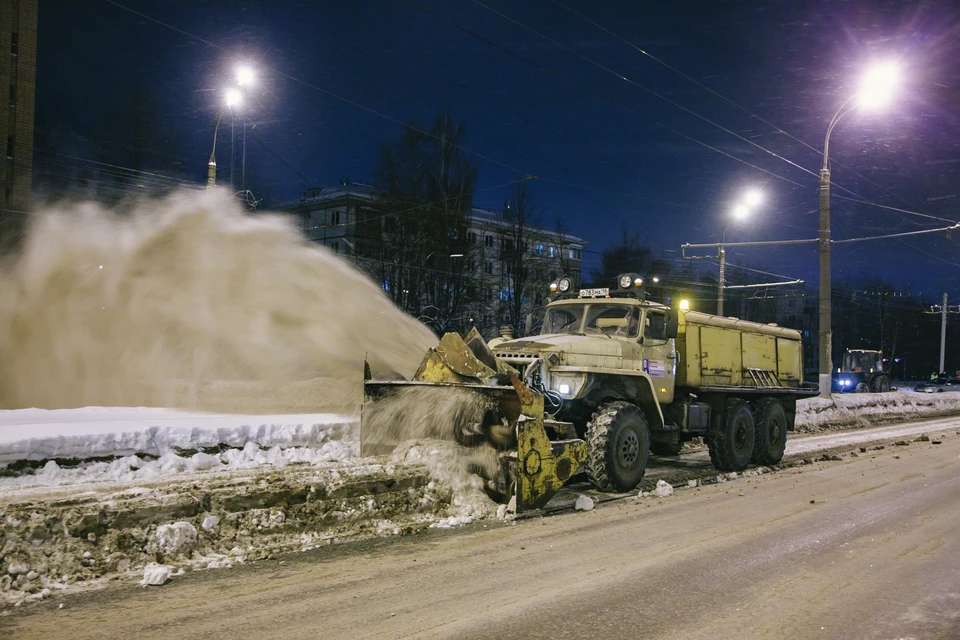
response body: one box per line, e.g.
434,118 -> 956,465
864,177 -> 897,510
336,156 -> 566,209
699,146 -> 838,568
641,308 -> 675,404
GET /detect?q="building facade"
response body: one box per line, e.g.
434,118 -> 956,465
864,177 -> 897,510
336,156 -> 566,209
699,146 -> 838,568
0,0 -> 37,225
280,183 -> 585,338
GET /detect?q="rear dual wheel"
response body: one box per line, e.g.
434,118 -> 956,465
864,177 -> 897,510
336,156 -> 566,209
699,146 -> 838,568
751,398 -> 787,466
707,400 -> 755,472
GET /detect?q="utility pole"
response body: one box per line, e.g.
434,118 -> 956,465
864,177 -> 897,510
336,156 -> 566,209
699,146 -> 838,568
818,163 -> 832,398
717,244 -> 726,316
940,292 -> 948,373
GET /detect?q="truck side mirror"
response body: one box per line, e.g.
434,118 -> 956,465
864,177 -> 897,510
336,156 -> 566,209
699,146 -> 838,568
666,309 -> 679,339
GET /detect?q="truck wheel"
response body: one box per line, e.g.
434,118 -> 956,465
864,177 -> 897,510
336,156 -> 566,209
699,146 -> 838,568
708,400 -> 755,472
855,382 -> 870,393
584,401 -> 650,492
650,441 -> 683,457
878,377 -> 891,393
751,398 -> 787,465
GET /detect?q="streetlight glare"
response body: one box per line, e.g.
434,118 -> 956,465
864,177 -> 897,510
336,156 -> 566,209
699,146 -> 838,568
732,203 -> 749,220
744,189 -> 763,207
237,66 -> 255,87
225,88 -> 242,108
858,62 -> 899,110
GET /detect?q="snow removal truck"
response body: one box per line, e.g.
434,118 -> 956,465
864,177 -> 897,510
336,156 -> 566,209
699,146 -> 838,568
362,273 -> 819,513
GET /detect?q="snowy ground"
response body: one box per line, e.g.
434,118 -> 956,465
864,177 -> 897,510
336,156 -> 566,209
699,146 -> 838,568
0,407 -> 357,486
794,390 -> 960,432
1,392 -> 959,608
2,391 -> 960,487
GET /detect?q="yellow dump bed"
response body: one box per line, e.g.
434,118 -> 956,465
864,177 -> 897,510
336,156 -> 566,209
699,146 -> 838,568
675,310 -> 804,389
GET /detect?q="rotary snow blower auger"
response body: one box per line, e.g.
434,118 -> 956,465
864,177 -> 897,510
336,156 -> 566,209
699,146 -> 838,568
361,329 -> 587,513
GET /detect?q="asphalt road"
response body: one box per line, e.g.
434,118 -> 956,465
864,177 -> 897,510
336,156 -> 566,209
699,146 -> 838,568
5,423 -> 959,639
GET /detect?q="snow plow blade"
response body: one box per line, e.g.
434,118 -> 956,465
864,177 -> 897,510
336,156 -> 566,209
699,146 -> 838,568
362,330 -> 587,513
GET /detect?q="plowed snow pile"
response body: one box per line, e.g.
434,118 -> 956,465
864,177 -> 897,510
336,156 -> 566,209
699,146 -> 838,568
795,391 -> 960,433
0,190 -> 436,413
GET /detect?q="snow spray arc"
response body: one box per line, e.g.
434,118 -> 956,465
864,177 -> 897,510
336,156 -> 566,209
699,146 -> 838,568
0,190 -> 438,412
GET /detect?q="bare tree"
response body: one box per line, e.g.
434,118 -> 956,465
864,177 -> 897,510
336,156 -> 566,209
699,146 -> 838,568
372,112 -> 479,333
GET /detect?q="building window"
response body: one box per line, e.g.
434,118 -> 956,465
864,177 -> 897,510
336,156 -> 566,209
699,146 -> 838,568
568,248 -> 581,260
331,241 -> 340,254
330,210 -> 341,225
548,246 -> 557,258
10,33 -> 17,56
5,136 -> 12,159
8,85 -> 14,108
534,244 -> 545,256
485,261 -> 494,275
468,232 -> 477,245
484,235 -> 494,248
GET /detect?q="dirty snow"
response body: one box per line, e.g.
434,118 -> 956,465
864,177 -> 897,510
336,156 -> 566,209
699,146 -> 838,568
795,391 -> 960,432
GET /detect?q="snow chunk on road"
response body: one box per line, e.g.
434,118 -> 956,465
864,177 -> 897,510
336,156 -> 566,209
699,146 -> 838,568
652,480 -> 674,497
154,522 -> 197,554
574,495 -> 595,511
201,515 -> 220,531
140,563 -> 176,587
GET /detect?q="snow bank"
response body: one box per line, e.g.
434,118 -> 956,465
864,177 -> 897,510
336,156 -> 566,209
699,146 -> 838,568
0,406 -> 357,465
795,391 -> 960,433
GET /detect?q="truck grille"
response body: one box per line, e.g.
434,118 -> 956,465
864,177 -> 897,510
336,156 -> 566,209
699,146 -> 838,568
494,350 -> 539,367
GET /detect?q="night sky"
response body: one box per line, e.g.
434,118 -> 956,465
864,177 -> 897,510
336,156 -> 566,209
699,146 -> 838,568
34,0 -> 960,299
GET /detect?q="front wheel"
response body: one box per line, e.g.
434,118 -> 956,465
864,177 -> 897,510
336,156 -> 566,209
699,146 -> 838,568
584,401 -> 651,492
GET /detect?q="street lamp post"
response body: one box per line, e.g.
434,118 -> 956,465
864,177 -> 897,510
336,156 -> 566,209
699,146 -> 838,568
718,190 -> 761,316
207,88 -> 242,188
817,62 -> 899,398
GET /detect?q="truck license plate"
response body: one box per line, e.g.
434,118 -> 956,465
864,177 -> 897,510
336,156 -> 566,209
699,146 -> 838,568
579,288 -> 610,298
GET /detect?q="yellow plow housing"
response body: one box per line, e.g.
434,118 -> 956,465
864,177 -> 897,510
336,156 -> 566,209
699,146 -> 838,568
362,330 -> 587,513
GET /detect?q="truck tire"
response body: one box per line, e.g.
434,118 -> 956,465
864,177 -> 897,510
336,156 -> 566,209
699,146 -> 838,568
708,400 -> 755,472
751,398 -> 787,465
855,382 -> 870,393
650,441 -> 683,457
584,401 -> 651,492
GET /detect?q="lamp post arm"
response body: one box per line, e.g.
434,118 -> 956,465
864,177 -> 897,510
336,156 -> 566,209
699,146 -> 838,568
822,94 -> 857,171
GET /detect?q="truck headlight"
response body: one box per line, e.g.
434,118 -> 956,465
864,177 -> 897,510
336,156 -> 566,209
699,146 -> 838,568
551,373 -> 585,398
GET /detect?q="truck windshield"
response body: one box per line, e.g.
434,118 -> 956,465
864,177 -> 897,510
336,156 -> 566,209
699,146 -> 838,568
542,306 -> 584,334
542,304 -> 640,337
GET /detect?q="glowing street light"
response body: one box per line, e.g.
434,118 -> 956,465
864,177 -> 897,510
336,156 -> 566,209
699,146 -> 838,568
236,65 -> 255,87
817,61 -> 901,398
857,62 -> 899,110
225,88 -> 242,109
718,188 -> 764,315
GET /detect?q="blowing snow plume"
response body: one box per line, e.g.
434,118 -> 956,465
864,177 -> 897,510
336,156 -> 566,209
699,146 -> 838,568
0,190 -> 437,413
